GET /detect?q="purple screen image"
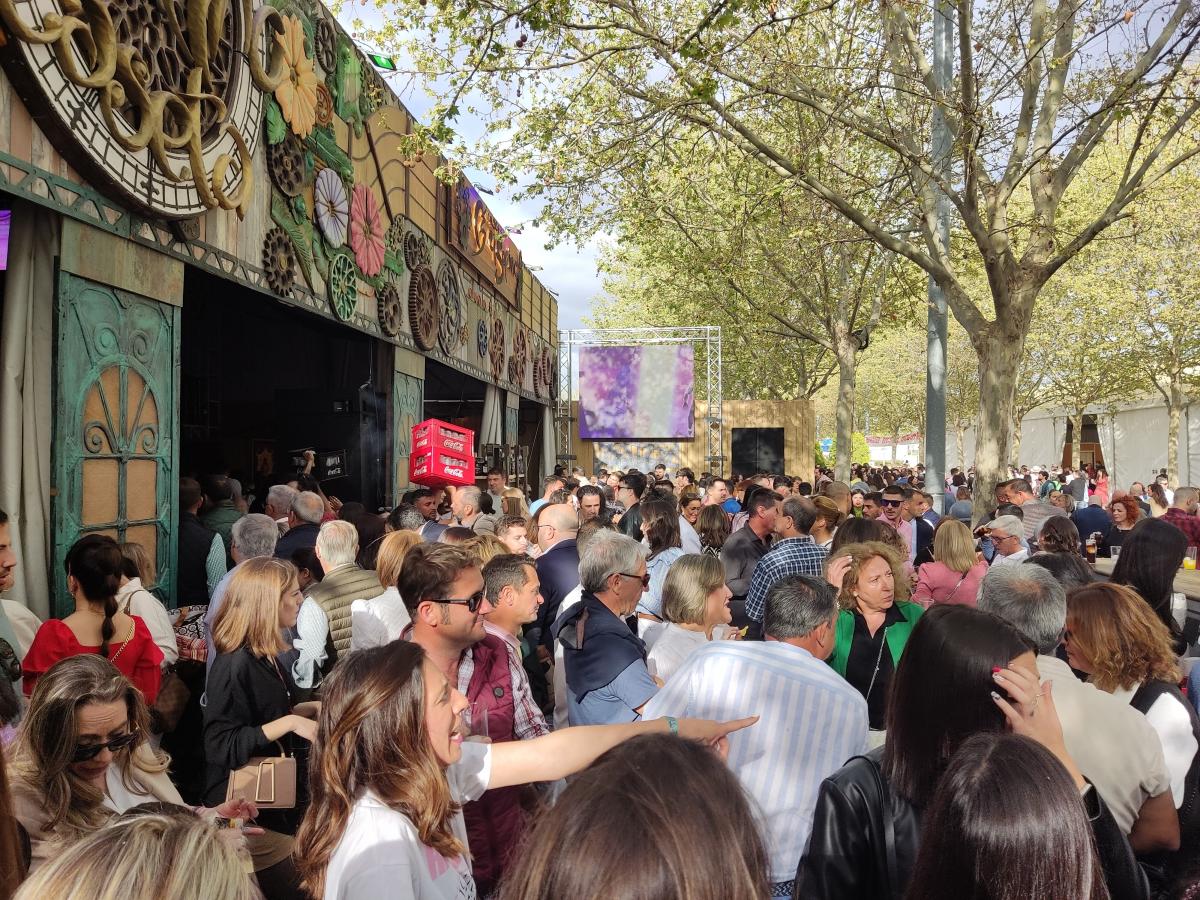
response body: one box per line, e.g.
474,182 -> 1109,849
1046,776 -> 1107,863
0,210 -> 10,270
578,345 -> 695,440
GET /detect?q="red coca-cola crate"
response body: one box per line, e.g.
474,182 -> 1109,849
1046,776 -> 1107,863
408,419 -> 476,487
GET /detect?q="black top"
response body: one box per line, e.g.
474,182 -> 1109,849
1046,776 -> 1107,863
274,522 -> 320,561
203,647 -> 306,832
845,604 -> 905,730
720,525 -> 772,598
177,511 -> 216,606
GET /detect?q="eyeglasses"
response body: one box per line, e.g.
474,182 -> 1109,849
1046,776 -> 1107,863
537,523 -> 555,530
72,730 -> 139,762
438,590 -> 486,613
618,572 -> 651,588
880,498 -> 903,507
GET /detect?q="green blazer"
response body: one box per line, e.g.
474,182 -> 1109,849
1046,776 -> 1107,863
828,600 -> 924,678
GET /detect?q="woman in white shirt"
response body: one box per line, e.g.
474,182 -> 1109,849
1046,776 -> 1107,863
350,530 -> 420,651
117,543 -> 178,667
294,641 -> 755,900
1064,582 -> 1199,810
645,555 -> 735,682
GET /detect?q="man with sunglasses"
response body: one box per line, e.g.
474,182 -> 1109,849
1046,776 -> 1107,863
553,532 -> 659,726
878,485 -> 933,566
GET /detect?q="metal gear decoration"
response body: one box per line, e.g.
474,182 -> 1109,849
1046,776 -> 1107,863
327,251 -> 358,322
314,16 -> 337,74
386,218 -> 406,259
403,230 -> 431,271
267,132 -> 306,197
532,342 -> 544,398
436,260 -> 465,355
476,319 -> 489,360
509,327 -> 528,384
377,282 -> 403,337
408,265 -> 440,351
262,227 -> 296,296
540,345 -> 556,397
489,314 -> 507,380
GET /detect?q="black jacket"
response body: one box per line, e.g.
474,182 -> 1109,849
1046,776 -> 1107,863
795,749 -> 1148,900
617,502 -> 643,540
203,648 -> 306,833
274,522 -> 320,562
177,511 -> 216,606
530,539 -> 580,652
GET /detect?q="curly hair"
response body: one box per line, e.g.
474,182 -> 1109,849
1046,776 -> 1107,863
1107,495 -> 1141,526
1037,517 -> 1081,555
828,541 -> 911,611
1065,583 -> 1180,692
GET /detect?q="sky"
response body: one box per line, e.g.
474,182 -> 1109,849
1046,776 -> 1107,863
332,6 -> 604,330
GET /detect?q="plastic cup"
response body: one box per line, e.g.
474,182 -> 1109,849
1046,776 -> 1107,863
1185,547 -> 1198,571
1109,546 -> 1121,562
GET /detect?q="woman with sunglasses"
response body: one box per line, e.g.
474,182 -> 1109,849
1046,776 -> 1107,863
203,556 -> 319,896
8,655 -> 255,873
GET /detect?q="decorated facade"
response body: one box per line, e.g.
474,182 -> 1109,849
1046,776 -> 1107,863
0,0 -> 559,614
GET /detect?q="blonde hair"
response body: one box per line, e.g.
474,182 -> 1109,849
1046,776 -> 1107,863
212,557 -> 296,658
661,555 -> 726,626
375,530 -> 422,590
1066,583 -> 1180,692
502,488 -> 529,517
810,495 -> 843,531
462,533 -> 509,566
828,541 -> 911,610
118,542 -> 156,587
14,811 -> 256,900
9,656 -> 166,849
932,519 -> 977,574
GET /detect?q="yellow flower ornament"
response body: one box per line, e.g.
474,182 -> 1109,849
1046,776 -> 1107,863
274,16 -> 320,138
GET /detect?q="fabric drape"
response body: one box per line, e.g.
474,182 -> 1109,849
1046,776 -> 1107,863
0,202 -> 59,619
480,383 -> 504,447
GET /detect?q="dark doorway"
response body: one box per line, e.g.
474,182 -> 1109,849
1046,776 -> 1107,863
732,428 -> 785,476
180,268 -> 392,511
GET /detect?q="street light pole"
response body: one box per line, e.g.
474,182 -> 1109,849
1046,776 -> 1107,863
926,0 -> 953,512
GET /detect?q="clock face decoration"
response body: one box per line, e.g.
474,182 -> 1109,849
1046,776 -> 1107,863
0,0 -> 288,219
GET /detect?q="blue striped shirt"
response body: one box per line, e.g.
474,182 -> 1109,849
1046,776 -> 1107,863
644,642 -> 867,883
745,537 -> 829,623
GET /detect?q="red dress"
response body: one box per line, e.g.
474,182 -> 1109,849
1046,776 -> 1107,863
22,617 -> 164,702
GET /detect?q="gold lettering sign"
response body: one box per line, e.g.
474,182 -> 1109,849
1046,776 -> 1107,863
452,178 -> 522,304
0,0 -> 286,219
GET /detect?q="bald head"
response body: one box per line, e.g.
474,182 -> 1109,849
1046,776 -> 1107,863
538,503 -> 579,551
1174,486 -> 1199,514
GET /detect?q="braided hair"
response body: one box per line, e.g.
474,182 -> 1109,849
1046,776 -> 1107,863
65,535 -> 124,657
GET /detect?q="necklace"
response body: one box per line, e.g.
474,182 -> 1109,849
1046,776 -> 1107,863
864,625 -> 890,703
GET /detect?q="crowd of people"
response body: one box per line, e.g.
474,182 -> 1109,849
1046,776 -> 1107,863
0,454 -> 1197,899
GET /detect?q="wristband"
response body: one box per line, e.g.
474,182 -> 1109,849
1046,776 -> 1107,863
665,716 -> 679,735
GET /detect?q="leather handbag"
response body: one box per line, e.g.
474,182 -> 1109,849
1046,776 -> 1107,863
225,746 -> 296,809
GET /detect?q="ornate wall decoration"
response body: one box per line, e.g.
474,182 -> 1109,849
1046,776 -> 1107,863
377,282 -> 403,337
273,14 -> 319,137
489,314 -> 506,380
509,327 -> 528,384
436,259 -> 465,355
0,0 -> 289,219
314,16 -> 337,74
313,168 -> 348,247
477,319 -> 490,360
408,264 -> 439,351
327,250 -> 358,321
263,227 -> 296,295
267,133 -> 307,197
349,183 -> 386,277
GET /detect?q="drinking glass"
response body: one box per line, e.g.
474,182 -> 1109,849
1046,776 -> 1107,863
1109,545 -> 1121,562
464,701 -> 490,740
1185,547 -> 1198,571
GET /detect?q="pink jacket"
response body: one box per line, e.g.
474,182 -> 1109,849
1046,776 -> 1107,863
911,560 -> 988,607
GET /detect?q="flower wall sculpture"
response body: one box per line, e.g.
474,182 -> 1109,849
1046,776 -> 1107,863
314,168 -> 349,247
349,183 -> 386,276
274,16 -> 320,138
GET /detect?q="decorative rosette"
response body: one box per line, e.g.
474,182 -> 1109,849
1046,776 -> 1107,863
314,168 -> 349,247
349,183 -> 386,277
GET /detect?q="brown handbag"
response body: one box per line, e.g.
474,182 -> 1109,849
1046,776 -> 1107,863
225,745 -> 297,809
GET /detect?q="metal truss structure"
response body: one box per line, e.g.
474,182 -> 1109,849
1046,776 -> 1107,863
555,327 -> 723,472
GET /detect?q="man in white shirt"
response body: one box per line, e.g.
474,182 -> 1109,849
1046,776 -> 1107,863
984,514 -> 1029,566
978,565 -> 1178,850
645,574 -> 868,896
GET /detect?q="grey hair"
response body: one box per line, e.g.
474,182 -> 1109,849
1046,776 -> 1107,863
763,575 -> 837,640
291,491 -> 325,525
266,484 -> 297,515
231,514 -> 279,560
393,505 -> 426,531
315,519 -> 359,569
579,531 -> 647,594
976,564 -> 1066,654
458,486 -> 482,512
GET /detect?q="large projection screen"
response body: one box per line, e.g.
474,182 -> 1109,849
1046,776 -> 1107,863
578,345 -> 695,440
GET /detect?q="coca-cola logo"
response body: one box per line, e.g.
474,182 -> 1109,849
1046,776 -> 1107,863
444,467 -> 465,478
443,439 -> 465,453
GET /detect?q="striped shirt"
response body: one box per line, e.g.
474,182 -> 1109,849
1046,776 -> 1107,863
644,642 -> 867,883
745,537 -> 830,623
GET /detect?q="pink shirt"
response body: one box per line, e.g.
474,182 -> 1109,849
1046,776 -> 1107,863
911,560 -> 988,607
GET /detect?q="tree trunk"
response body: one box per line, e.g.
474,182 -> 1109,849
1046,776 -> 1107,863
834,345 -> 856,482
1010,416 -> 1024,466
1071,412 -> 1083,471
972,331 -> 1023,524
955,423 -> 966,468
1167,380 -> 1185,487
892,428 -> 900,462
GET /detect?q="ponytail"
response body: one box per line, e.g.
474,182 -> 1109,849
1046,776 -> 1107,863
64,534 -> 124,657
99,593 -> 118,658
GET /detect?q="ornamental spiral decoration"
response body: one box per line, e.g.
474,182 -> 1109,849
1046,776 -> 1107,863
327,251 -> 358,322
489,315 -> 506,381
263,227 -> 297,296
509,327 -> 528,384
408,265 -> 439,351
436,260 -> 465,355
0,0 -> 292,218
377,282 -> 403,337
267,132 -> 307,197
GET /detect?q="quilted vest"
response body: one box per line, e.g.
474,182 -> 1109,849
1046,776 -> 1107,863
306,565 -> 382,653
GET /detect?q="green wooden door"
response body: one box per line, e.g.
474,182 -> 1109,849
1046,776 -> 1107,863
52,273 -> 180,615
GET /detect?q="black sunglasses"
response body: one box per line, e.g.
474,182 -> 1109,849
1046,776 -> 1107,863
618,572 -> 651,588
881,498 -> 903,507
439,590 -> 486,613
72,730 -> 139,762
